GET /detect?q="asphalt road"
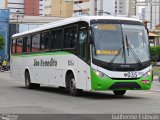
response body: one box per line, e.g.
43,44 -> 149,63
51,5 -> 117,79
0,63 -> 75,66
0,71 -> 160,114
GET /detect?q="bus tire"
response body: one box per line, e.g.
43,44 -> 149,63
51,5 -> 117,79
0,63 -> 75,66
68,73 -> 82,96
25,71 -> 40,89
113,90 -> 126,96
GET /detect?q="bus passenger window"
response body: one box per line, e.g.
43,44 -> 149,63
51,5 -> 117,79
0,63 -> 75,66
64,26 -> 77,49
12,39 -> 16,54
41,32 -> 50,51
22,37 -> 27,53
32,34 -> 40,52
27,36 -> 31,52
51,29 -> 63,50
16,38 -> 23,54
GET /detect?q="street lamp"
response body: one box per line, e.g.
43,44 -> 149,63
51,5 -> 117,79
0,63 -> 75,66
65,0 -> 89,16
13,9 -> 24,33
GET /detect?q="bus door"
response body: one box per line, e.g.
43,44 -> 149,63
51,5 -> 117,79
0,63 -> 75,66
77,30 -> 89,89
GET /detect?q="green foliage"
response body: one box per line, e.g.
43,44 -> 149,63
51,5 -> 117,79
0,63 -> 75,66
150,46 -> 160,57
0,34 -> 5,50
150,46 -> 160,62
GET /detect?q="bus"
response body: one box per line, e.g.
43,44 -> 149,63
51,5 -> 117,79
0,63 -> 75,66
11,16 -> 152,96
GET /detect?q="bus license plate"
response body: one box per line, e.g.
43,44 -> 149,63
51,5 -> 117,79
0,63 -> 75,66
124,72 -> 137,78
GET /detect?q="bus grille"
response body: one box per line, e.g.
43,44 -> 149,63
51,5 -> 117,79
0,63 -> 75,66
109,82 -> 141,90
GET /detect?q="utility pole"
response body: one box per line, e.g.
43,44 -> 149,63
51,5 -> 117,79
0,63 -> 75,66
150,2 -> 153,30
5,0 -> 8,9
135,0 -> 137,16
13,10 -> 23,33
100,0 -> 103,15
159,0 -> 160,24
16,10 -> 20,33
155,0 -> 156,28
128,0 -> 131,17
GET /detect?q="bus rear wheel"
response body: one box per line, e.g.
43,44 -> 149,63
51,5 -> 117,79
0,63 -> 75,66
68,74 -> 82,96
113,90 -> 126,96
25,71 -> 40,89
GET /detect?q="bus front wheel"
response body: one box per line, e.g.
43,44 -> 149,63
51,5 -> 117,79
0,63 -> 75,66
68,74 -> 82,96
113,90 -> 126,96
25,71 -> 40,89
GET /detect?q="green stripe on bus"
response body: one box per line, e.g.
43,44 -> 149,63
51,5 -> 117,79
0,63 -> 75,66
11,51 -> 72,57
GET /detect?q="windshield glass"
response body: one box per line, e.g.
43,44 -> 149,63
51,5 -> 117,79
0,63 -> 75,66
92,23 -> 150,64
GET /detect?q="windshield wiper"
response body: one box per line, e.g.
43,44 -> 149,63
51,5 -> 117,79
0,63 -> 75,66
125,35 -> 142,66
109,47 -> 123,64
109,38 -> 126,64
109,28 -> 127,64
126,35 -> 130,56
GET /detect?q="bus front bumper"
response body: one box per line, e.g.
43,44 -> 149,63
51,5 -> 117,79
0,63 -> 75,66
91,69 -> 152,91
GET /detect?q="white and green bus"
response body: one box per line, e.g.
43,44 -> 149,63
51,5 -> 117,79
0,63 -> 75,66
11,16 -> 152,96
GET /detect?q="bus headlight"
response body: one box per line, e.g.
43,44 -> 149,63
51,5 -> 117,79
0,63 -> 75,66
93,69 -> 108,78
143,71 -> 151,78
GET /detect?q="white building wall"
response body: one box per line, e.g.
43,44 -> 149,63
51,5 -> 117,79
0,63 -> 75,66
73,0 -> 95,16
145,0 -> 160,30
39,0 -> 45,16
0,0 -> 5,9
8,0 -> 44,16
8,0 -> 24,15
96,0 -> 131,16
45,0 -> 52,16
97,0 -> 115,15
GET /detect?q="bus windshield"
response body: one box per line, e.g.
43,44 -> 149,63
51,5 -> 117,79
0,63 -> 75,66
91,23 -> 150,64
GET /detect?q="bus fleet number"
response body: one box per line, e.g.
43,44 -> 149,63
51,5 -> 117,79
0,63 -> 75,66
124,72 -> 137,78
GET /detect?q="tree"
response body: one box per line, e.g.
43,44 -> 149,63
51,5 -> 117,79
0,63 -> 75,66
0,34 -> 5,50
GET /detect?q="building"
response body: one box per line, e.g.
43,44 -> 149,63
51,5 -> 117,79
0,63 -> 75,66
73,0 -> 96,16
39,0 -> 45,16
0,0 -> 6,9
156,24 -> 160,30
144,0 -> 160,30
141,8 -> 145,20
115,0 -> 136,16
44,0 -> 136,17
45,0 -> 73,18
8,0 -> 24,15
6,0 -> 45,16
73,0 -> 136,16
0,9 -> 10,58
24,0 -> 39,16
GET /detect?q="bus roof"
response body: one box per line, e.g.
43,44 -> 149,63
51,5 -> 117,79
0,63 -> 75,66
12,16 -> 143,38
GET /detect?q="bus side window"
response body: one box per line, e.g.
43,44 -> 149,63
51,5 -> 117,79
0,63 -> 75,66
79,31 -> 88,59
51,29 -> 63,50
32,34 -> 40,52
22,37 -> 27,53
41,32 -> 50,51
16,38 -> 23,54
12,39 -> 16,54
27,36 -> 31,53
64,25 -> 77,49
